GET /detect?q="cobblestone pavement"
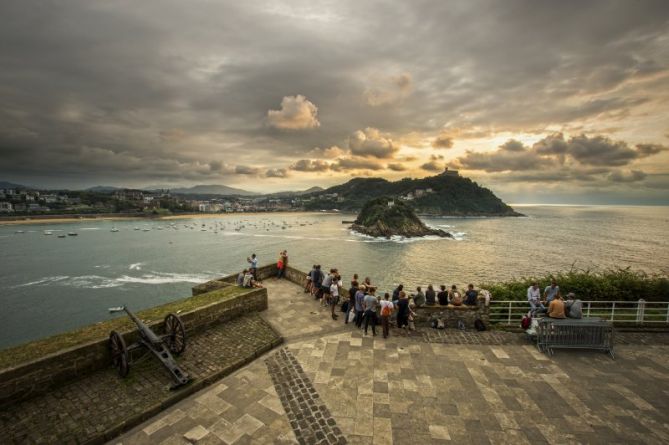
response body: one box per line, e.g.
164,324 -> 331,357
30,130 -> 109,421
112,279 -> 669,444
0,314 -> 281,445
266,348 -> 346,445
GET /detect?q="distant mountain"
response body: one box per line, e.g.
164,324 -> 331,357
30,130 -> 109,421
303,172 -> 522,216
86,185 -> 122,192
265,186 -> 325,198
0,181 -> 31,190
148,184 -> 258,196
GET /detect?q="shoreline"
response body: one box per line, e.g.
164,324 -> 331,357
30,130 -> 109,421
0,211 -> 344,226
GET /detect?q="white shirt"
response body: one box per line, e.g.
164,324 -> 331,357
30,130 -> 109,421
330,283 -> 339,297
380,300 -> 394,313
527,286 -> 540,303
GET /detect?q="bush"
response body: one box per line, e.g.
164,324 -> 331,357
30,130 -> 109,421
482,267 -> 669,302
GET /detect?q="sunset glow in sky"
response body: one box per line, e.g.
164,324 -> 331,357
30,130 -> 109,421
1,0 -> 668,203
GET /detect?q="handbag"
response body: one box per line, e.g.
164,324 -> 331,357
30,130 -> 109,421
348,309 -> 356,323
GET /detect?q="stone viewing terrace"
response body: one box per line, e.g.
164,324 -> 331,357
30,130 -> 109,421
1,267 -> 669,444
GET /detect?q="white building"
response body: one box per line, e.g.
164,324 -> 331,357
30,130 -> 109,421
0,202 -> 13,212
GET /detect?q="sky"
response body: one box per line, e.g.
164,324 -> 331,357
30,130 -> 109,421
0,0 -> 668,204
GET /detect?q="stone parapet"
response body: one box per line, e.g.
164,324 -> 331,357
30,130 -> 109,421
413,302 -> 490,329
0,283 -> 267,407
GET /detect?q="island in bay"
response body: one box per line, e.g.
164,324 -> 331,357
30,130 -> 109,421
351,197 -> 452,238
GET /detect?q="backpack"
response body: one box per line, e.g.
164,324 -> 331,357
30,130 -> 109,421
381,305 -> 391,317
457,319 -> 466,331
474,319 -> 486,331
521,315 -> 531,330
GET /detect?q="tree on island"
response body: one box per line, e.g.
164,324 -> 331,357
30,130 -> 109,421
351,197 -> 452,238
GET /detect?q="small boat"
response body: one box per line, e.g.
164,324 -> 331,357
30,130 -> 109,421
111,227 -> 119,232
58,234 -> 66,238
67,232 -> 78,236
134,227 -> 140,231
142,228 -> 150,232
15,230 -> 24,234
44,230 -> 53,235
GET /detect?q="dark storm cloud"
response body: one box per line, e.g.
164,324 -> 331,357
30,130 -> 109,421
0,0 -> 668,191
452,133 -> 668,187
289,159 -> 331,172
387,163 -> 408,172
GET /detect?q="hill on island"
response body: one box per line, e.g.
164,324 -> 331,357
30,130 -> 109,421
352,198 -> 451,238
303,170 -> 521,216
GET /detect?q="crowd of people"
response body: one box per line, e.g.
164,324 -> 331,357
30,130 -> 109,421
527,279 -> 583,319
302,264 -> 488,338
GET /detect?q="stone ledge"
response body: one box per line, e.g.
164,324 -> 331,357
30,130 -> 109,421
0,284 -> 267,407
0,314 -> 283,445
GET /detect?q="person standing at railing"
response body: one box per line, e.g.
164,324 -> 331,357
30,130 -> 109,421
527,282 -> 545,315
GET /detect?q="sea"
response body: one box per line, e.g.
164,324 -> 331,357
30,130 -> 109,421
1,205 -> 668,349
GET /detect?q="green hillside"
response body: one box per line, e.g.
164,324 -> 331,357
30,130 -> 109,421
303,171 -> 521,216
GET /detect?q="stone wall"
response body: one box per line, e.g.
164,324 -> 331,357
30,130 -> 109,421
0,280 -> 267,407
413,301 -> 490,329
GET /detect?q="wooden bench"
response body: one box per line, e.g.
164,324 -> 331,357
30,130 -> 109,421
536,317 -> 615,358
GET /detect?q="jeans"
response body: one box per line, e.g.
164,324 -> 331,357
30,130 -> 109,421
381,315 -> 390,338
355,310 -> 364,327
364,310 -> 377,335
529,302 -> 546,316
276,267 -> 285,279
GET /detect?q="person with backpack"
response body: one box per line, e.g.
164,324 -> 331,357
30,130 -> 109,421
346,280 -> 359,324
380,292 -> 394,338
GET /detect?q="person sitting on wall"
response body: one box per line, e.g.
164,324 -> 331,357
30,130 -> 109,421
437,285 -> 449,305
527,282 -> 544,315
449,285 -> 462,306
564,293 -> 583,319
413,286 -> 426,307
543,279 -> 561,306
305,265 -> 316,294
425,284 -> 436,306
464,284 -> 478,306
247,253 -> 259,280
547,294 -> 566,319
237,269 -> 247,286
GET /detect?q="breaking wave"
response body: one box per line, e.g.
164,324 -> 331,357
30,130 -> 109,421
13,271 -> 213,289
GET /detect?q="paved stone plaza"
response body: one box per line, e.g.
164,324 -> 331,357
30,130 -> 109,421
112,279 -> 669,445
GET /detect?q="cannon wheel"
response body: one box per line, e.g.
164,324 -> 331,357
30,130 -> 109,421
164,313 -> 186,355
109,330 -> 129,377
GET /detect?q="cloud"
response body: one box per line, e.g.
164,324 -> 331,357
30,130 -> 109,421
307,145 -> 346,159
387,163 -> 407,171
636,143 -> 668,157
364,73 -> 413,106
500,140 -> 526,152
608,169 -> 647,183
267,95 -> 320,130
421,160 -> 444,172
566,134 -> 639,166
331,157 -> 384,171
289,159 -> 331,172
234,165 -> 261,175
265,168 -> 288,178
348,127 -> 398,159
431,131 -> 454,149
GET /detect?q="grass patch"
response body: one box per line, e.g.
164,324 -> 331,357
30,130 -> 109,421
0,285 -> 250,370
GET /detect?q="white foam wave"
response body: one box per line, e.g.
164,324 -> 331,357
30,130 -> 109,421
116,272 -> 212,285
129,262 -> 144,270
349,230 -> 460,243
79,227 -> 101,230
450,231 -> 467,241
12,276 -> 70,288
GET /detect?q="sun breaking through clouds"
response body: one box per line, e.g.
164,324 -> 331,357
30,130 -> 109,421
0,0 -> 668,203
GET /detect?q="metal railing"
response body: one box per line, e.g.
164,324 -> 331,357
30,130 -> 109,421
489,299 -> 669,326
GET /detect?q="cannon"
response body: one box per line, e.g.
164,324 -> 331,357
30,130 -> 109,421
108,306 -> 190,389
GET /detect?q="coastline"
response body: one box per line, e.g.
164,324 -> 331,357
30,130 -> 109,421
0,211 -> 340,226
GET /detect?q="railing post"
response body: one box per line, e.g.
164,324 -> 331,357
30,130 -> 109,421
610,302 -> 615,322
586,302 -> 591,318
666,303 -> 669,324
507,301 -> 512,325
636,299 -> 645,324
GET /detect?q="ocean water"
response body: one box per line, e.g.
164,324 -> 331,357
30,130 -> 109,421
1,205 -> 668,348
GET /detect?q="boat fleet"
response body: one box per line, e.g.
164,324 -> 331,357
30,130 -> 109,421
10,218 -> 319,239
